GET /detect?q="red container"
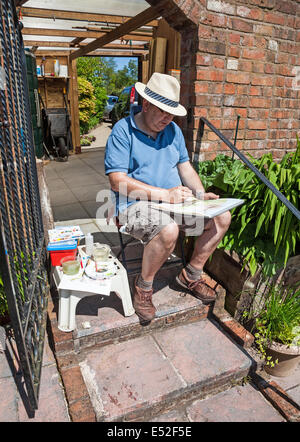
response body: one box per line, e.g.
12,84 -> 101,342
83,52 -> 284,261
47,240 -> 77,266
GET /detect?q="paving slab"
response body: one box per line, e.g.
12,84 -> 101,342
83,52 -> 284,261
185,383 -> 285,422
0,326 -> 70,422
18,364 -> 70,422
152,320 -> 251,387
71,184 -> 107,202
52,202 -> 89,221
268,363 -> 300,406
80,334 -> 184,421
46,177 -> 67,192
78,319 -> 251,421
49,188 -> 78,206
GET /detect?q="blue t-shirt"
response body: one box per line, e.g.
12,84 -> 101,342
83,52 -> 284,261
105,106 -> 190,213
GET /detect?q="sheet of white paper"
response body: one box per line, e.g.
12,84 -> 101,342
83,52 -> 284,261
151,198 -> 244,218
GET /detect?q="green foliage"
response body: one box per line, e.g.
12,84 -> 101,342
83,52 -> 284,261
80,134 -> 96,146
250,284 -> 300,366
77,77 -> 96,134
0,251 -> 32,318
197,139 -> 300,276
255,285 -> 300,346
76,57 -> 138,134
100,57 -> 138,95
77,57 -> 108,133
0,274 -> 7,317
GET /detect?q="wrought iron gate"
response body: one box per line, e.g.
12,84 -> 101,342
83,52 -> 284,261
0,0 -> 49,411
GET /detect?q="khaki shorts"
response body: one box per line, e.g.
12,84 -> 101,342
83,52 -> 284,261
118,201 -> 206,245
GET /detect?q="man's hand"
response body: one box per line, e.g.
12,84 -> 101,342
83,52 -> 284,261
203,192 -> 219,200
167,186 -> 193,203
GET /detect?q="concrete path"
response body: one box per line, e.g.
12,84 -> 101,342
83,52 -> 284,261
0,326 -> 70,421
81,121 -> 112,151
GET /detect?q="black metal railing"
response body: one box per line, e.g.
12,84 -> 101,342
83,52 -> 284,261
0,0 -> 49,413
199,117 -> 300,221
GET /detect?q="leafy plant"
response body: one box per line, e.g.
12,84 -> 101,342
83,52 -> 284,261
77,77 -> 96,134
0,251 -> 34,319
197,138 -> 300,276
76,57 -> 138,134
98,57 -> 138,96
77,57 -> 107,123
245,284 -> 300,366
0,274 -> 8,317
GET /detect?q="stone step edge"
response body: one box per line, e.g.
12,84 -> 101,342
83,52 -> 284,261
45,287 -> 249,422
47,298 -> 298,423
47,279 -> 298,422
103,360 -> 252,423
54,323 -> 252,423
47,295 -> 210,356
74,303 -> 210,353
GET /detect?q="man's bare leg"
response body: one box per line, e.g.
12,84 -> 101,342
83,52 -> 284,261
175,211 -> 231,303
141,222 -> 179,282
189,211 -> 231,270
133,222 -> 179,322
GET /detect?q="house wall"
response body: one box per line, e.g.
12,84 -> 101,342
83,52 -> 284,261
147,0 -> 300,161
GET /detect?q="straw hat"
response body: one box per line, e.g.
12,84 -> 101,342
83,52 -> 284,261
135,72 -> 187,116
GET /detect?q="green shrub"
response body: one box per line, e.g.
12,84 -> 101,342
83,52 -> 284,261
0,274 -> 8,317
0,251 -> 34,319
197,138 -> 300,276
76,57 -> 108,125
247,283 -> 300,366
78,77 -> 96,134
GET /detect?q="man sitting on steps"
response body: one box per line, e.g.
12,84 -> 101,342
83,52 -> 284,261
105,72 -> 231,323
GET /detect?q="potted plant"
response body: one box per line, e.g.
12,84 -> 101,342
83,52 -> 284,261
248,283 -> 300,377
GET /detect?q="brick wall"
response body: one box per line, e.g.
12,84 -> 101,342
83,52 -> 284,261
148,0 -> 300,161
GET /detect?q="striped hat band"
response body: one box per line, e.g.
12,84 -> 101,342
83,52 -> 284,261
144,87 -> 179,108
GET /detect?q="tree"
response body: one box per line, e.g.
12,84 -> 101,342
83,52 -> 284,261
76,56 -> 139,133
98,57 -> 118,94
77,77 -> 96,134
100,57 -> 138,95
76,57 -> 108,124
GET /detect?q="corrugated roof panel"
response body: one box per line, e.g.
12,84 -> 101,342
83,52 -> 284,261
22,0 -> 149,16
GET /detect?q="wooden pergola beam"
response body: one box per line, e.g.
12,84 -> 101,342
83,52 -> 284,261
24,40 -> 147,50
15,0 -> 28,6
20,7 -> 159,27
84,26 -> 153,38
22,28 -> 152,42
70,6 -> 160,61
34,50 -> 147,57
70,37 -> 85,47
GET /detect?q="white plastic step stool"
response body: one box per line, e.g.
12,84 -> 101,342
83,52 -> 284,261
52,244 -> 135,332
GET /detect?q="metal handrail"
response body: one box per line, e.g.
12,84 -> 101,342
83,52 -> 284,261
199,117 -> 300,221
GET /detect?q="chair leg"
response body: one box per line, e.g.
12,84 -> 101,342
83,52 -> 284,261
179,234 -> 186,267
118,229 -> 128,271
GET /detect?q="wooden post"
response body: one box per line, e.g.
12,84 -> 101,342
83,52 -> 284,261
153,19 -> 181,73
68,57 -> 81,154
142,56 -> 149,83
148,37 -> 167,77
